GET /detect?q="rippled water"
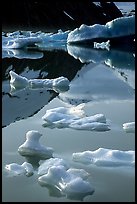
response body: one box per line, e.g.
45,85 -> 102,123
2,42 -> 135,202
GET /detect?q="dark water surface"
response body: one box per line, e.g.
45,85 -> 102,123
2,41 -> 135,202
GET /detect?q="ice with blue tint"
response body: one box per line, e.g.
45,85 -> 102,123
2,15 -> 135,51
67,15 -> 135,43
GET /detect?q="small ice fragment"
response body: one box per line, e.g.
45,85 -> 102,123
18,130 -> 54,159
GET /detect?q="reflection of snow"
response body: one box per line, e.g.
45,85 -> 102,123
59,63 -> 134,106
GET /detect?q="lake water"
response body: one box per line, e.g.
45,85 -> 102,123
2,39 -> 135,201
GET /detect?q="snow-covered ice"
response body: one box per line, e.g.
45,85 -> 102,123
42,105 -> 110,131
38,158 -> 94,200
9,70 -> 70,93
5,162 -> 34,177
123,122 -> 135,133
18,130 -> 54,159
67,15 -> 135,44
72,148 -> 135,167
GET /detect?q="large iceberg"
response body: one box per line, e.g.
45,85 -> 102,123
67,15 -> 135,44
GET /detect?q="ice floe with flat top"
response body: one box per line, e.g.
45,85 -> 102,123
72,148 -> 135,167
42,105 -> 110,131
9,70 -> 70,93
5,162 -> 34,177
67,15 -> 135,43
18,130 -> 54,159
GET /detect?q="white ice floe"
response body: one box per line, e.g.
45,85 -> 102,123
18,130 -> 54,159
67,15 -> 135,43
72,148 -> 135,167
5,162 -> 34,177
38,160 -> 94,200
42,105 -> 110,131
2,36 -> 42,49
9,70 -> 70,93
2,29 -> 70,50
94,40 -> 110,50
123,122 -> 135,133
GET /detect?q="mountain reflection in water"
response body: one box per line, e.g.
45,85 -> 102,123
2,44 -> 135,127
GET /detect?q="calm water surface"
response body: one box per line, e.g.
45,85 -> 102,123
2,42 -> 135,202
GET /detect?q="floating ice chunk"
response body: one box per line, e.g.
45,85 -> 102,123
18,130 -> 54,159
72,148 -> 135,167
66,168 -> 90,180
94,40 -> 110,50
69,121 -> 110,131
67,15 -> 135,43
9,71 -> 70,93
42,104 -> 85,125
5,162 -> 34,176
2,36 -> 42,49
10,70 -> 29,88
21,162 -> 34,176
38,158 -> 69,176
123,122 -> 135,133
67,23 -> 108,43
38,165 -> 94,200
42,106 -> 110,131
